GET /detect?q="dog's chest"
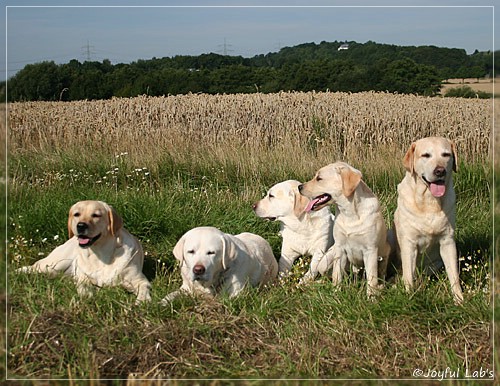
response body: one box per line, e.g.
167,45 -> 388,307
414,210 -> 453,238
73,248 -> 130,287
343,242 -> 365,266
282,223 -> 332,254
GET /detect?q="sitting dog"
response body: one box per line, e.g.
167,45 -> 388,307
299,162 -> 390,297
17,200 -> 151,303
253,180 -> 334,282
392,136 -> 463,304
161,226 -> 278,303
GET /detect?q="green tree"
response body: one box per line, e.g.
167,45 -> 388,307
379,58 -> 440,96
8,61 -> 62,101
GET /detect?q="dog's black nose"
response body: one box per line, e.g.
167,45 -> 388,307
193,264 -> 206,276
434,167 -> 446,178
298,184 -> 304,192
76,222 -> 88,233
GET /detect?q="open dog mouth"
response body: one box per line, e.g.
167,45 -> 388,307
305,193 -> 332,212
422,176 -> 446,198
77,234 -> 101,248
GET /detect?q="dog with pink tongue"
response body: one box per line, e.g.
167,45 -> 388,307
391,136 -> 463,304
299,162 -> 390,298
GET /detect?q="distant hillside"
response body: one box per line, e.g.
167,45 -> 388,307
4,40 -> 495,101
251,41 -> 493,79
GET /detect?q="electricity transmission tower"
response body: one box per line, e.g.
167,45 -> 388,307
81,40 -> 96,61
218,38 -> 233,56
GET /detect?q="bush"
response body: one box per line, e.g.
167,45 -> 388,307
444,85 -> 491,99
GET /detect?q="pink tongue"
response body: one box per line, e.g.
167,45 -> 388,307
430,183 -> 446,197
305,198 -> 320,212
78,237 -> 91,245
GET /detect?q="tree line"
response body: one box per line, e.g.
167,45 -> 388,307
3,40 -> 495,102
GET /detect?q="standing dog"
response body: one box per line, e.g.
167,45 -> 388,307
253,180 -> 334,282
161,226 -> 278,303
393,137 -> 463,304
17,200 -> 151,303
299,162 -> 390,297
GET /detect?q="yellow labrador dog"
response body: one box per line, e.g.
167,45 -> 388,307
253,180 -> 334,282
17,200 -> 151,303
161,226 -> 278,303
393,137 -> 463,304
299,162 -> 390,297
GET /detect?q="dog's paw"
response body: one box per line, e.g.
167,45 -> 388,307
76,284 -> 94,298
160,292 -> 178,305
16,266 -> 33,273
298,272 -> 316,286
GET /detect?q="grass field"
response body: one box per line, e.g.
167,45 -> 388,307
3,91 -> 495,383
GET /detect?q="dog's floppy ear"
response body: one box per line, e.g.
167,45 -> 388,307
107,206 -> 123,236
293,186 -> 310,217
403,142 -> 416,174
68,206 -> 75,239
220,234 -> 237,270
451,141 -> 458,172
172,235 -> 186,265
340,167 -> 362,197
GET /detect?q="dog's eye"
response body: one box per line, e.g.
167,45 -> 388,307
91,213 -> 102,218
316,176 -> 322,182
187,249 -> 195,254
421,153 -> 431,158
207,251 -> 216,255
73,212 -> 80,217
268,193 -> 274,199
442,152 -> 451,158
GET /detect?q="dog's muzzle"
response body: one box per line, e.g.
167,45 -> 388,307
192,264 -> 206,281
421,168 -> 447,198
76,222 -> 101,248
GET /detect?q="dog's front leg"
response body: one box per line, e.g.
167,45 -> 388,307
440,238 -> 463,305
305,246 -> 334,282
135,280 -> 152,304
278,248 -> 298,278
400,241 -> 418,293
122,274 -> 152,303
17,247 -> 75,277
364,248 -> 380,298
160,289 -> 184,304
160,282 -> 211,304
222,273 -> 246,298
330,246 -> 346,287
75,277 -> 94,298
300,251 -> 323,284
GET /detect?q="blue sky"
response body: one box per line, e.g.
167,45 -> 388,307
2,1 -> 496,81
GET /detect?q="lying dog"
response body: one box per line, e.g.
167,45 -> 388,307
161,226 -> 278,303
17,200 -> 151,303
392,136 -> 463,304
299,162 -> 390,297
253,180 -> 334,282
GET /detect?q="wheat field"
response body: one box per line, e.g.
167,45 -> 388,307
8,91 -> 492,170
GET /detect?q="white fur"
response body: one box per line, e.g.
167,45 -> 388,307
392,136 -> 463,304
17,200 -> 151,303
253,180 -> 334,282
161,226 -> 278,303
